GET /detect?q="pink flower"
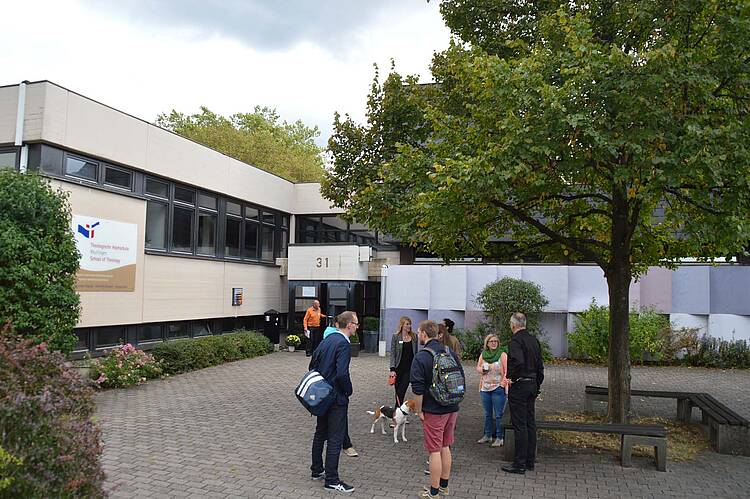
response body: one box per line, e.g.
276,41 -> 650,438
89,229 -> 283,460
95,373 -> 107,384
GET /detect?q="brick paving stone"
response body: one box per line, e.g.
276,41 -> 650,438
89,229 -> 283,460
96,352 -> 750,498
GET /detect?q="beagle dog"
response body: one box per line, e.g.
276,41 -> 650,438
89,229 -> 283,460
367,399 -> 418,443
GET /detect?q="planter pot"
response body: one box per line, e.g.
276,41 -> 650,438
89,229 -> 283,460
350,343 -> 360,357
288,346 -> 296,352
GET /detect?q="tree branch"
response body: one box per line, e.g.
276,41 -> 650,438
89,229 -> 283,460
490,198 -> 607,267
545,192 -> 613,204
664,188 -> 728,216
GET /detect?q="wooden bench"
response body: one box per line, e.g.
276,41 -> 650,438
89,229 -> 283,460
502,421 -> 667,471
585,385 -> 750,455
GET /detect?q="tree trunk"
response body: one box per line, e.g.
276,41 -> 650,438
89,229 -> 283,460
606,183 -> 632,423
606,265 -> 632,423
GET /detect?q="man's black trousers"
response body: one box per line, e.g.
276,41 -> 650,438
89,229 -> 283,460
508,380 -> 538,469
306,326 -> 322,356
311,403 -> 347,485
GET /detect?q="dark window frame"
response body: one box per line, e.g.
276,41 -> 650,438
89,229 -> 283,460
103,164 -> 133,190
0,147 -> 19,171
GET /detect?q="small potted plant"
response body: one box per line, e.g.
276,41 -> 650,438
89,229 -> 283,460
285,334 -> 301,352
349,333 -> 360,357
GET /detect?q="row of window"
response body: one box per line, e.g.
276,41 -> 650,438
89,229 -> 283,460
74,315 -> 281,354
26,144 -> 291,262
296,215 -> 389,248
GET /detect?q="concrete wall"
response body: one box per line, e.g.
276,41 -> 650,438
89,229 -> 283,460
383,264 -> 750,357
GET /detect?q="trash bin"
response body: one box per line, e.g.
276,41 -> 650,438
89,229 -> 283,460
363,330 -> 379,353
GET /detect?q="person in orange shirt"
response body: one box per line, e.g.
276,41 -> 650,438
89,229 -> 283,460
304,300 -> 325,357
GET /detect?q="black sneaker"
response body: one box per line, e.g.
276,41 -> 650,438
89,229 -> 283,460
311,471 -> 325,480
324,481 -> 354,493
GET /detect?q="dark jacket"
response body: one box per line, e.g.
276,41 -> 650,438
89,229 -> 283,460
389,333 -> 418,372
410,339 -> 463,415
309,330 -> 352,406
507,329 -> 545,389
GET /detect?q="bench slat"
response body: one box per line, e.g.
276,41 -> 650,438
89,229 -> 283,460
502,421 -> 666,437
692,393 -> 748,426
586,385 -> 694,400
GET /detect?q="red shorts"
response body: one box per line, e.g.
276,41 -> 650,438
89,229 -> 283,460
422,411 -> 458,453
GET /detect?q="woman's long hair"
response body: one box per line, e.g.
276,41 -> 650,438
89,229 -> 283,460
395,316 -> 414,340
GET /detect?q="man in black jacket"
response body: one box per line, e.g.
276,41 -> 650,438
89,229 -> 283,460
502,312 -> 545,475
309,311 -> 357,493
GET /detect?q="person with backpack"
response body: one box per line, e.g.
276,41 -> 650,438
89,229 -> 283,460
410,320 -> 465,499
308,311 -> 358,493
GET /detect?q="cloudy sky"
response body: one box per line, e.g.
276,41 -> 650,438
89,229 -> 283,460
2,0 -> 451,146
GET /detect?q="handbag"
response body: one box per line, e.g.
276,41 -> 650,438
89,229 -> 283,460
295,369 -> 336,416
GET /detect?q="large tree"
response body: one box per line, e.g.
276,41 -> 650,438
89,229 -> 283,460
157,106 -> 324,182
323,0 -> 750,422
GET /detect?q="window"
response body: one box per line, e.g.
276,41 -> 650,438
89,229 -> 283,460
245,206 -> 259,220
275,229 -> 288,259
145,177 -> 168,198
174,186 -> 195,204
65,155 -> 98,181
197,211 -> 217,255
104,166 -> 132,189
74,329 -> 89,351
146,202 -> 168,250
227,201 -> 241,216
167,322 -> 190,339
95,326 -> 126,348
0,150 -> 17,170
244,220 -> 258,259
192,320 -> 212,337
172,206 -> 194,253
225,216 -> 241,258
137,324 -> 163,343
262,211 -> 275,225
198,192 -> 217,210
261,225 -> 274,261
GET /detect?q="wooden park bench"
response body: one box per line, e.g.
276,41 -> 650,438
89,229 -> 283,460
585,385 -> 750,456
502,420 -> 667,471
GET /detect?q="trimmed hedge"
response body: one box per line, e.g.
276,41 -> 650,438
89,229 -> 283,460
0,332 -> 105,498
151,330 -> 272,375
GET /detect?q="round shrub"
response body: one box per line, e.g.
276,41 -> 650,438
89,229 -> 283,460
0,331 -> 105,498
0,171 -> 81,354
90,343 -> 163,389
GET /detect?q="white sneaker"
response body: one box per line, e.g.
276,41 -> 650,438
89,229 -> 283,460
491,438 -> 504,447
477,435 -> 492,444
343,447 -> 359,457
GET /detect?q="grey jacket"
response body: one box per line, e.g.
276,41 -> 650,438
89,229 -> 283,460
389,333 -> 418,372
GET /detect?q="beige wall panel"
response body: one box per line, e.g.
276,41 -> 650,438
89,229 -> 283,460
288,245 -> 369,281
142,256 -> 225,322
0,86 -> 18,143
52,180 -> 147,327
294,183 -> 343,214
145,126 -> 231,192
35,82 -> 67,144
222,263 -> 285,316
225,157 -> 295,212
369,250 -> 401,276
63,91 -> 149,167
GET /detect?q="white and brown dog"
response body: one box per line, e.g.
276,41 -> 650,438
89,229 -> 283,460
367,399 -> 418,443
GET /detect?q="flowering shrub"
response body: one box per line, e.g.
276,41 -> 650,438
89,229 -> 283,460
0,331 -> 106,498
285,334 -> 301,347
90,343 -> 163,389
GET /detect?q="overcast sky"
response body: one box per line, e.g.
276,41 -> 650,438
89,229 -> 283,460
2,0 -> 451,146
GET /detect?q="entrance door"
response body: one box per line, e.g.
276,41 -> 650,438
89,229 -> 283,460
327,285 -> 349,320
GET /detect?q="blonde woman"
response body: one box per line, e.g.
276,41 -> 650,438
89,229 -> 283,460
389,316 -> 418,407
476,333 -> 508,447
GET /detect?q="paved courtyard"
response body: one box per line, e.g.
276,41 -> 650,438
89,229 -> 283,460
96,352 -> 750,498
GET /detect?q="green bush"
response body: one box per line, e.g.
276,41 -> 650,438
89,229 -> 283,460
0,331 -> 105,498
683,335 -> 750,369
567,301 -> 668,363
152,330 -> 272,375
90,343 -> 163,389
0,171 -> 80,354
474,277 -> 549,347
453,323 -> 495,361
363,316 -> 379,331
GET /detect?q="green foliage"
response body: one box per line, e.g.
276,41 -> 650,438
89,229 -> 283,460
0,171 -> 80,354
0,332 -> 105,498
567,302 -> 669,363
156,106 -> 324,182
474,277 -> 549,347
89,343 -> 163,389
349,333 -> 360,344
363,316 -> 380,331
453,322 -> 495,361
151,331 -> 272,375
683,335 -> 750,369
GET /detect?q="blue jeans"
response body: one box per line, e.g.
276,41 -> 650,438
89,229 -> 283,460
311,403 -> 347,485
481,387 -> 507,439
